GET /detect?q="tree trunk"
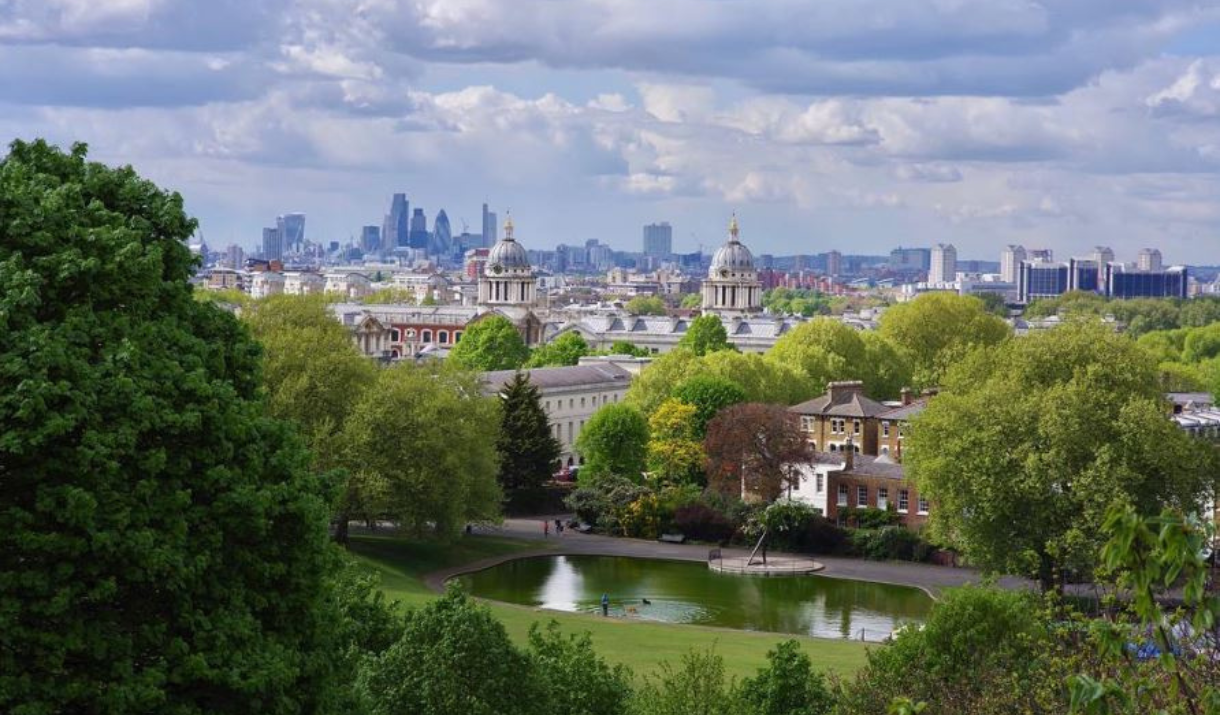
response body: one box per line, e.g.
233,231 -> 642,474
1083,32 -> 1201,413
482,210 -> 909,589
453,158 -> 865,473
333,512 -> 350,546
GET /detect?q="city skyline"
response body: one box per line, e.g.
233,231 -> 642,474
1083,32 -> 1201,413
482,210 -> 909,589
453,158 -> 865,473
5,2 -> 1220,262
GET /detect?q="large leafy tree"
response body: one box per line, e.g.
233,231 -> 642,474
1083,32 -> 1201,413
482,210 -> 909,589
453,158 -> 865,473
878,292 -> 1011,389
494,373 -> 562,507
526,331 -> 589,367
448,314 -> 529,370
646,399 -> 706,486
678,314 -> 732,356
342,363 -> 502,536
576,403 -> 650,483
0,140 -> 339,713
625,295 -> 667,316
624,347 -> 703,415
705,403 -> 810,502
765,318 -> 873,395
672,374 -> 748,437
700,350 -> 817,405
906,320 -> 1217,591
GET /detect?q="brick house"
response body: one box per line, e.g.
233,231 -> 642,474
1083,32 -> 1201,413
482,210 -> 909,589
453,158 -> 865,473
790,381 -> 889,455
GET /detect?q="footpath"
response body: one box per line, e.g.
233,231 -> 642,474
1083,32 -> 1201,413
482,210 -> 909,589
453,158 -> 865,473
424,515 -> 1032,597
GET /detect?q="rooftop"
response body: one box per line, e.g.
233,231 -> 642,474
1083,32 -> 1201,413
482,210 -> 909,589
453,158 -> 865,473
481,363 -> 633,394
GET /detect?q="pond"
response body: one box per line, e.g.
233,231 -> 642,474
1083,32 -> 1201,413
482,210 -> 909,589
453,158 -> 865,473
456,555 -> 933,641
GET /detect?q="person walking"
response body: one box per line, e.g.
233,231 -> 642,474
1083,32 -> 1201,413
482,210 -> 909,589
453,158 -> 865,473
601,592 -> 610,617
543,521 -> 549,538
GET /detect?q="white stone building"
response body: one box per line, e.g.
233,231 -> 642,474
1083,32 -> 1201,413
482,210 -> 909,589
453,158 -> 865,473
481,363 -> 634,468
324,272 -> 372,300
249,271 -> 285,299
284,271 -> 325,295
701,215 -> 763,315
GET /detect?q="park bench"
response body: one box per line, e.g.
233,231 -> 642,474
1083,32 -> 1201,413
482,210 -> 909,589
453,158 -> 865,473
658,533 -> 686,544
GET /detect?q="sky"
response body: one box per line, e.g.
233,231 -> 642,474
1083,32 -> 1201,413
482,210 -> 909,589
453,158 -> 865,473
4,1 -> 1220,263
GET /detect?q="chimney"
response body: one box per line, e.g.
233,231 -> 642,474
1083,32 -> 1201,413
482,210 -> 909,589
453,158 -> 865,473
844,436 -> 855,471
828,380 -> 865,404
900,387 -> 913,406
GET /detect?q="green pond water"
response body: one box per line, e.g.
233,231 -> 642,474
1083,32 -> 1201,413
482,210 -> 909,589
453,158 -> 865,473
457,555 -> 933,641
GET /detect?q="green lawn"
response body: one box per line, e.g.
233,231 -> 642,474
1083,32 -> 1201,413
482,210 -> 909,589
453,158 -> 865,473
349,533 -> 872,680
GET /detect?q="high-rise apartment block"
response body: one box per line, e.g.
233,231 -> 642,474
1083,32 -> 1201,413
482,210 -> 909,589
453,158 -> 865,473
826,250 -> 843,277
482,203 -> 498,248
890,247 -> 931,272
929,243 -> 958,284
1138,248 -> 1163,272
1000,245 -> 1026,283
360,225 -> 381,253
643,222 -> 673,257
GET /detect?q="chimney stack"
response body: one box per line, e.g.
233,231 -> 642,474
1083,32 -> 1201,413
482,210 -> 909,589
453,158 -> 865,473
844,436 -> 855,470
900,387 -> 913,406
828,380 -> 865,404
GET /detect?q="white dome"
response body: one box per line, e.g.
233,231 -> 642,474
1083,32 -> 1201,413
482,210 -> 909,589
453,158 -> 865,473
710,240 -> 754,272
486,237 -> 530,271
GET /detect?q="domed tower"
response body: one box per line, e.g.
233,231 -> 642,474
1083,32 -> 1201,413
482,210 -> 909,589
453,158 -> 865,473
478,214 -> 537,306
701,214 -> 762,313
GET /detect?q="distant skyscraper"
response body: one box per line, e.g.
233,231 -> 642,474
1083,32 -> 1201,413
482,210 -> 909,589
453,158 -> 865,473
431,209 -> 452,256
1018,260 -> 1069,303
1105,263 -> 1187,299
1001,245 -> 1026,283
929,243 -> 958,284
408,208 -> 428,249
1138,248 -> 1163,272
825,250 -> 843,277
387,193 -> 409,248
1029,248 -> 1054,262
223,244 -> 245,269
889,247 -> 931,272
262,227 -> 283,262
277,213 -> 305,254
360,225 -> 381,253
643,222 -> 673,257
1091,246 -> 1115,266
482,203 -> 498,247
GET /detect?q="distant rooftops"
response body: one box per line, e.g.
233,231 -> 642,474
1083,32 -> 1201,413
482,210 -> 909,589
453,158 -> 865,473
481,363 -> 633,394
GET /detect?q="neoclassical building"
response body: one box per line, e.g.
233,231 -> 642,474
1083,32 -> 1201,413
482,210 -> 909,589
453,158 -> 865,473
478,215 -> 537,307
700,215 -> 762,315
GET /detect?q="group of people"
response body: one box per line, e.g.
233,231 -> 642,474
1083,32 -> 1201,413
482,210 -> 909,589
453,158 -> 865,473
542,519 -> 565,537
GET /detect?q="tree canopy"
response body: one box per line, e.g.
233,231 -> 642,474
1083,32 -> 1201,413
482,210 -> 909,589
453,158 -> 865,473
765,318 -> 875,396
705,403 -> 810,502
0,139 -> 340,713
341,364 -> 502,537
878,292 -> 1011,389
678,315 -> 733,356
527,331 -> 589,367
672,374 -> 748,437
646,399 -> 706,486
576,403 -> 650,483
448,314 -> 529,371
906,320 -> 1217,590
625,295 -> 667,316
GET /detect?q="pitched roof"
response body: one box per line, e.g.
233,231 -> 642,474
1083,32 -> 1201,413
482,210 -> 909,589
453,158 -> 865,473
842,454 -> 907,481
790,388 -> 890,418
878,400 -> 928,421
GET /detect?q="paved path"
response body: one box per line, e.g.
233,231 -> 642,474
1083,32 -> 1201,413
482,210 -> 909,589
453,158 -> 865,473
425,515 -> 1033,598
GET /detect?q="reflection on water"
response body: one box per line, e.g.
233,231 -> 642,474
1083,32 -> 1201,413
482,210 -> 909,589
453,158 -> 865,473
458,555 -> 932,641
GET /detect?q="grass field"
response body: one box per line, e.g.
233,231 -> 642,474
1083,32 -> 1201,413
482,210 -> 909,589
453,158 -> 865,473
349,533 -> 872,680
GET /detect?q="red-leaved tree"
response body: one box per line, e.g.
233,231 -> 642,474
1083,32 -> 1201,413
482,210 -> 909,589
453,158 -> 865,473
704,403 -> 811,502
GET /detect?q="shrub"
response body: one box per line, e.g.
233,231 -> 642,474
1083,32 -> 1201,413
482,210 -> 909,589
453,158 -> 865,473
736,640 -> 835,715
567,487 -> 610,527
528,622 -> 633,715
792,515 -> 849,555
839,506 -> 899,530
848,527 -> 930,562
673,503 -> 737,543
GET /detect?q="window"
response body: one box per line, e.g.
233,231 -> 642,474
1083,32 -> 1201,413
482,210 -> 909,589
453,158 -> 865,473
544,400 -> 550,410
422,329 -> 432,343
877,487 -> 889,510
569,398 -> 574,409
801,416 -> 814,431
828,443 -> 837,453
882,421 -> 890,437
917,495 -> 929,515
406,328 -> 416,338
853,420 -> 862,435
390,328 -> 401,342
791,478 -> 800,492
815,474 -> 824,493
580,397 -> 586,408
898,489 -> 910,513
438,330 -> 449,344
837,484 -> 848,507
856,485 -> 868,508
454,331 -> 462,343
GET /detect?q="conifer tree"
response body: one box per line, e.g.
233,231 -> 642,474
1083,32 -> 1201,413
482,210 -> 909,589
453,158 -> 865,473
495,372 -> 562,507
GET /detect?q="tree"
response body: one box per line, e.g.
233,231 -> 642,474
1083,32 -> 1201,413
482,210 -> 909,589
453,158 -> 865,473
736,641 -> 834,715
765,318 -> 872,395
609,340 -> 651,357
906,320 -> 1217,591
878,292 -> 1010,389
680,293 -> 703,309
647,399 -> 706,486
630,650 -> 741,715
705,403 -> 810,502
859,331 -> 913,402
626,295 -> 667,316
0,140 -> 340,713
527,331 -> 589,367
625,348 -> 703,416
576,403 -> 650,482
495,373 -> 562,508
528,623 -> 634,715
974,291 -> 1010,318
838,586 -> 1063,715
244,293 -> 379,542
342,363 -> 502,536
358,588 -> 546,715
678,315 -> 732,356
672,374 -> 748,437
700,350 -> 818,405
448,314 -> 529,371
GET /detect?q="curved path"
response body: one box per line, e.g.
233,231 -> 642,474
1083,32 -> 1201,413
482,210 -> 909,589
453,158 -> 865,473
424,516 -> 1032,598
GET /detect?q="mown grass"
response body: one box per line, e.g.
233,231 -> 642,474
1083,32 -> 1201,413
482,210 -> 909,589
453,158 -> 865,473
348,533 -> 872,680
